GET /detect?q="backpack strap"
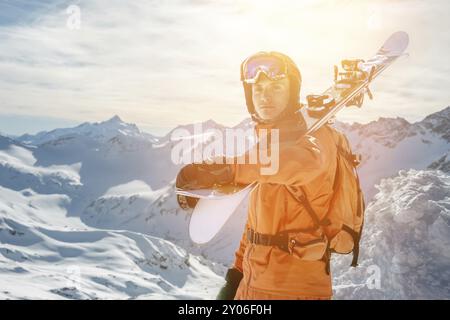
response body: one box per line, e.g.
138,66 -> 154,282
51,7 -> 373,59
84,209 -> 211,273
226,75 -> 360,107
338,131 -> 366,267
341,224 -> 362,267
351,183 -> 366,266
285,186 -> 333,274
285,186 -> 331,228
337,145 -> 361,167
334,129 -> 362,168
351,226 -> 362,267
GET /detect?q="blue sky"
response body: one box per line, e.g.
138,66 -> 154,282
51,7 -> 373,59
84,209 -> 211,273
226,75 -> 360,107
0,0 -> 449,136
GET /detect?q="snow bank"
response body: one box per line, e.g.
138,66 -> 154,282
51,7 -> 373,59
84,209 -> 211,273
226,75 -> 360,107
333,169 -> 450,299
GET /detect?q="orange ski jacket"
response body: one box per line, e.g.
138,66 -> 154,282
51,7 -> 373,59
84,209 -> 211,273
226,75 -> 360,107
176,113 -> 337,299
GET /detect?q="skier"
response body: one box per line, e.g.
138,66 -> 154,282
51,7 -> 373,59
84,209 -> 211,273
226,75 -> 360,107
176,51 -> 343,300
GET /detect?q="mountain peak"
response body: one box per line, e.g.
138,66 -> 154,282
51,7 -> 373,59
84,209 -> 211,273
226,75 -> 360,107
106,115 -> 123,123
420,106 -> 450,122
417,106 -> 450,142
17,115 -> 143,146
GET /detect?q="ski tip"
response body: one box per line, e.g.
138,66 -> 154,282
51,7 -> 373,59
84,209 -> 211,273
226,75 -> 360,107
379,31 -> 409,56
392,30 -> 410,45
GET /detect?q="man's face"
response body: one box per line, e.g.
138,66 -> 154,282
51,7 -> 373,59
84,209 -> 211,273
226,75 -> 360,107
252,74 -> 290,121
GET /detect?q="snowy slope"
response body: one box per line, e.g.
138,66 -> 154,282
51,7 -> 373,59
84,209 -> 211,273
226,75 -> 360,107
0,139 -> 81,195
0,185 -> 224,299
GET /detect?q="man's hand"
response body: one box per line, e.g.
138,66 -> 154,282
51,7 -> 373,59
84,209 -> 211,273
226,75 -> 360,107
176,164 -> 201,210
175,161 -> 235,210
176,194 -> 198,210
216,268 -> 243,300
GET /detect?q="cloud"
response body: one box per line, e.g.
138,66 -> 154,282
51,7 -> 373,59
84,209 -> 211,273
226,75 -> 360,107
0,0 -> 449,135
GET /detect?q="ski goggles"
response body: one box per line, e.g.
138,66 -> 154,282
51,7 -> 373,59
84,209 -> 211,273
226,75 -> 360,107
241,53 -> 289,84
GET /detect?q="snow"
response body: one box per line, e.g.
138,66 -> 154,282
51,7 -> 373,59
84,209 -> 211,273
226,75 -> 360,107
0,185 -> 224,299
332,169 -> 450,299
0,106 -> 449,299
103,180 -> 153,196
0,143 -> 82,195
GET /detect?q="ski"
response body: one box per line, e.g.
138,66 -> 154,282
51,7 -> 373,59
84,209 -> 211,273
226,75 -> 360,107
301,31 -> 409,134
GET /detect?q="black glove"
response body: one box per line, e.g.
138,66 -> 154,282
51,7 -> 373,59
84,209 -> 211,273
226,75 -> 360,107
176,164 -> 200,210
176,162 -> 233,210
176,194 -> 198,210
216,268 -> 243,300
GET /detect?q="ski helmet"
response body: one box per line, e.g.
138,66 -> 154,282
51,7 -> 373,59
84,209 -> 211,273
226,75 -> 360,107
240,51 -> 302,123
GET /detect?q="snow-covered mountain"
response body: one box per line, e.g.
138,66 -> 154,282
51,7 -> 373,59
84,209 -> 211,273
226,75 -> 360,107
17,115 -> 158,146
0,106 -> 449,299
428,151 -> 450,173
335,106 -> 450,199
